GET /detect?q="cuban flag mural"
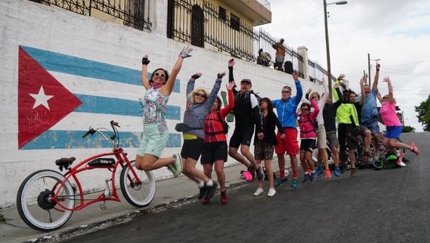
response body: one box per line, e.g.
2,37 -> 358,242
18,46 -> 182,150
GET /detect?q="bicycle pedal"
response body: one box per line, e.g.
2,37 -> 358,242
99,203 -> 107,210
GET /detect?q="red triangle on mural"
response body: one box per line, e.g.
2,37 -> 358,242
18,46 -> 82,149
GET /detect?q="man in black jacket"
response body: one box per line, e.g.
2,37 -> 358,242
227,59 -> 264,181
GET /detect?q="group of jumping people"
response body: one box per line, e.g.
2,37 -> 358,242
135,46 -> 420,204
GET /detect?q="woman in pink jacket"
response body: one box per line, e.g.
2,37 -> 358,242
297,99 -> 319,184
379,77 -> 420,166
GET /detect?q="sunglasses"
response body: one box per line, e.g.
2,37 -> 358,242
195,93 -> 207,98
301,108 -> 309,111
154,72 -> 166,78
282,90 -> 291,94
383,96 -> 389,99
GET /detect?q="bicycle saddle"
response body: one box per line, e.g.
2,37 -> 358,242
55,157 -> 76,171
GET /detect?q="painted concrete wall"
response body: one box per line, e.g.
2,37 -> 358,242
0,0 -> 324,208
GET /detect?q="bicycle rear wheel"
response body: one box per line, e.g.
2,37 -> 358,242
16,170 -> 75,231
120,160 -> 156,207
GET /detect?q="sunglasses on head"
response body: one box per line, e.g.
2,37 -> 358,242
195,93 -> 207,98
154,72 -> 166,78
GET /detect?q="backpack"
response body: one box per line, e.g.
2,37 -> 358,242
244,90 -> 262,109
205,111 -> 228,135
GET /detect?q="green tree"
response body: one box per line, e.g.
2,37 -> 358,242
402,125 -> 415,133
415,94 -> 430,132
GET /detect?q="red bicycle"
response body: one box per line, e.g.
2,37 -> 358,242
16,121 -> 156,231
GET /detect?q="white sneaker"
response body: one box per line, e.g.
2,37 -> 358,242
267,188 -> 276,197
396,161 -> 406,167
170,153 -> 182,177
253,187 -> 264,196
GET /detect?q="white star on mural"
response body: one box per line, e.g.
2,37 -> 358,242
29,86 -> 54,110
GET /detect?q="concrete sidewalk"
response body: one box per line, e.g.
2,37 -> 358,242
0,159 -> 290,243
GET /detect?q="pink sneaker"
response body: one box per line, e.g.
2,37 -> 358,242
410,143 -> 420,155
325,169 -> 332,179
241,171 -> 253,182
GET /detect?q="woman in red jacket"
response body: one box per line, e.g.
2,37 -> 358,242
201,81 -> 235,204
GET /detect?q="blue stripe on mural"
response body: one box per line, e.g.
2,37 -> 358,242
21,130 -> 182,150
74,94 -> 181,120
21,45 -> 180,93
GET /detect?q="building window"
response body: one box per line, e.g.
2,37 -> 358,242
230,13 -> 240,31
219,6 -> 226,20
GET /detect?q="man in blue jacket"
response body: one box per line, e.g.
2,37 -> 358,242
273,70 -> 303,188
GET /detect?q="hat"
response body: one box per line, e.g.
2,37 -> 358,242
241,78 -> 252,84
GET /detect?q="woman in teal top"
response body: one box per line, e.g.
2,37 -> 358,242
135,46 -> 192,178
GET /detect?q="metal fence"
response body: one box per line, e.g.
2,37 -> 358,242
167,0 -> 257,62
167,0 -> 329,83
29,0 -> 329,83
29,0 -> 152,31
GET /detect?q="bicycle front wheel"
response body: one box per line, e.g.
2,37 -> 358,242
120,160 -> 156,207
16,170 -> 75,231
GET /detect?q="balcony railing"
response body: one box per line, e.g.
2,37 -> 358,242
29,0 -> 152,31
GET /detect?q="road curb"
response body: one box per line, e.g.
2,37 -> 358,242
21,180 -> 248,243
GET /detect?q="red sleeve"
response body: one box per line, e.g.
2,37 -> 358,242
310,99 -> 319,121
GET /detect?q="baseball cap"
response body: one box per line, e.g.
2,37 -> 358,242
241,79 -> 252,84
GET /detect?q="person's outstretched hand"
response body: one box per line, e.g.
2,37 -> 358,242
191,72 -> 202,80
376,63 -> 381,71
338,73 -> 345,80
180,46 -> 193,58
217,71 -> 226,79
383,77 -> 391,83
227,81 -> 235,90
292,70 -> 299,81
142,55 -> 150,65
228,58 -> 235,67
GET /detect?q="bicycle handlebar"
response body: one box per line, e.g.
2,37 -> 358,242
82,121 -> 121,149
82,128 -> 96,138
111,120 -> 120,127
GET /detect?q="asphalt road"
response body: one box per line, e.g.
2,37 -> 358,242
60,133 -> 430,243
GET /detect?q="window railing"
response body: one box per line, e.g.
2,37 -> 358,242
29,0 -> 152,31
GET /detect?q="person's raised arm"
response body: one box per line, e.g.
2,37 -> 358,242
320,78 -> 329,105
301,88 -> 311,104
292,70 -> 303,104
310,99 -> 320,120
359,77 -> 365,105
228,59 -> 239,95
373,63 -> 380,91
221,81 -> 235,117
204,72 -> 224,110
383,77 -> 396,103
141,55 -> 151,90
161,46 -> 193,96
333,82 -> 343,108
186,72 -> 201,101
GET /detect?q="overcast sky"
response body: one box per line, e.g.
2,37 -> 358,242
260,0 -> 430,132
